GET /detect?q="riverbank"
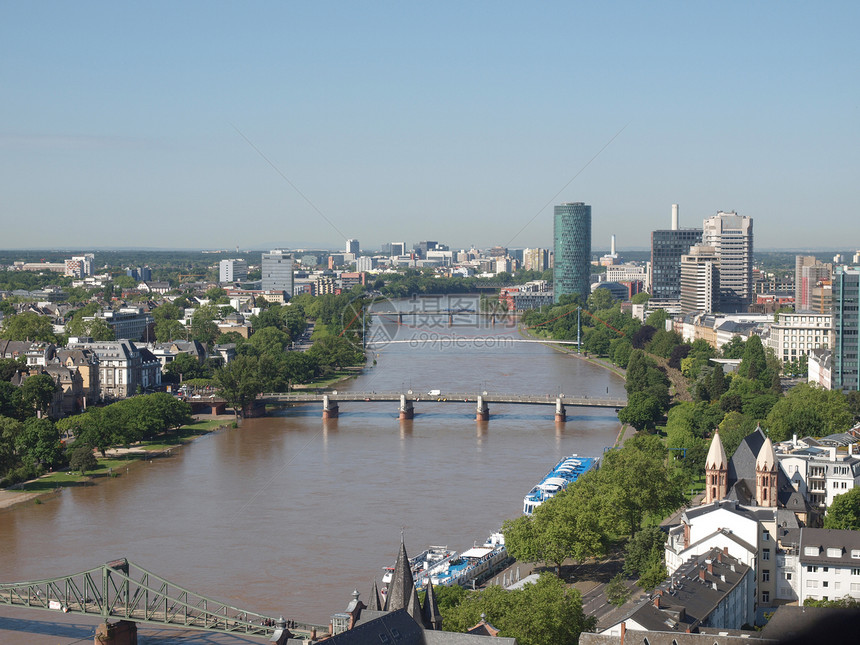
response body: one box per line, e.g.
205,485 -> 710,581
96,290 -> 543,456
517,324 -> 627,380
0,417 -> 233,513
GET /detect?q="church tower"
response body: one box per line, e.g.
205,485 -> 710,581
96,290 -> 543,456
755,435 -> 778,507
704,429 -> 728,504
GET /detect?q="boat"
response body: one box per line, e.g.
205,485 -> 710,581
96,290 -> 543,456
381,545 -> 454,585
381,533 -> 509,594
522,454 -> 598,515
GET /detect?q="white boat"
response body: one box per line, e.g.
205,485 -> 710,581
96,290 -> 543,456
522,454 -> 598,515
381,545 -> 453,585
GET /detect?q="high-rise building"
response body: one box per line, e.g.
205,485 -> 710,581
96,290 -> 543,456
346,239 -> 360,255
389,242 -> 406,256
833,266 -> 860,392
523,247 -> 549,272
795,255 -> 832,312
650,204 -> 702,303
680,244 -> 719,314
702,212 -> 753,313
261,250 -> 294,294
553,202 -> 591,303
219,259 -> 248,283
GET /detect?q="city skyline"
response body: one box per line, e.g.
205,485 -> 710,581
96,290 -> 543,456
2,3 -> 859,250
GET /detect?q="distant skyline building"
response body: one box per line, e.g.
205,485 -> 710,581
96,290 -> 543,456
553,202 -> 591,303
680,244 -> 719,314
219,258 -> 248,283
523,247 -> 549,272
833,266 -> 860,392
650,204 -> 702,303
794,255 -> 832,313
261,250 -> 294,295
702,211 -> 753,313
346,239 -> 360,255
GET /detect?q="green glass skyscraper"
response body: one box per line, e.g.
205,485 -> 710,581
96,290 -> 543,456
553,202 -> 592,303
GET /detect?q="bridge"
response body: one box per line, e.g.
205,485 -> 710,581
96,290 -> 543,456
366,309 -> 514,326
0,558 -> 326,644
259,391 -> 626,422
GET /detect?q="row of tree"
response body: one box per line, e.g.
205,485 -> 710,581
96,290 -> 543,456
502,435 -> 685,587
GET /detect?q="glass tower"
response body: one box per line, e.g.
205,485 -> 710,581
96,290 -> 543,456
650,228 -> 703,301
834,267 -> 860,392
553,202 -> 591,303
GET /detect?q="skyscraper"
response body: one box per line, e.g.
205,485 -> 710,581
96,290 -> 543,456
553,202 -> 591,303
680,244 -> 719,314
833,266 -> 860,392
795,255 -> 832,313
346,239 -> 360,255
650,205 -> 702,303
219,258 -> 248,283
702,211 -> 753,313
261,250 -> 294,294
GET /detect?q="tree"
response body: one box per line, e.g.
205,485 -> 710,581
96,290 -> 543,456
617,392 -> 663,432
823,488 -> 860,530
68,442 -> 98,475
21,373 -> 57,417
0,312 -> 58,342
65,315 -> 115,341
0,357 -> 26,382
165,352 -> 204,382
597,434 -> 685,536
622,526 -> 666,581
190,304 -> 221,347
718,411 -> 758,458
14,417 -> 65,469
765,383 -> 854,442
721,335 -> 746,359
605,573 -> 631,607
214,355 -> 262,420
587,288 -> 614,312
631,292 -> 650,304
647,330 -> 682,359
442,573 -> 595,645
737,335 -> 771,387
0,415 -> 23,476
645,309 -> 668,330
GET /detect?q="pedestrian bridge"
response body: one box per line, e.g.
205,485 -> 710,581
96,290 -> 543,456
261,391 -> 626,421
0,558 -> 325,643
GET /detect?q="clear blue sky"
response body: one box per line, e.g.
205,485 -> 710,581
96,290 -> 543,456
2,1 -> 858,251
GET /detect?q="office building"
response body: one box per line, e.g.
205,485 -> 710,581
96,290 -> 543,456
346,239 -> 360,255
356,256 -> 376,272
261,250 -> 294,295
833,266 -> 860,392
650,204 -> 703,303
680,244 -> 720,314
523,247 -> 549,272
389,242 -> 406,257
765,312 -> 833,366
219,259 -> 248,283
795,256 -> 832,312
553,202 -> 591,303
702,211 -> 753,313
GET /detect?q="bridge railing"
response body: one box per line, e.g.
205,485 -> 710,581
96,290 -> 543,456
0,559 -> 326,637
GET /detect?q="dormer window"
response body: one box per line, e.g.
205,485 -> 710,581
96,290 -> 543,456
827,548 -> 843,558
804,546 -> 820,556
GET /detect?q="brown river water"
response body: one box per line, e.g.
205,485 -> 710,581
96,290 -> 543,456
0,299 -> 625,643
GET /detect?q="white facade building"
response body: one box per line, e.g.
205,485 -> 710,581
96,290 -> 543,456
776,444 -> 860,509
797,528 -> 860,605
766,312 -> 833,365
219,258 -> 248,283
261,250 -> 294,294
702,212 -> 753,313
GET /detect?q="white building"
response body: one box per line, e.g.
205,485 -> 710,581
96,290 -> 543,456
680,245 -> 719,314
261,250 -> 294,294
345,239 -> 360,255
219,258 -> 248,283
808,348 -> 833,389
776,443 -> 860,509
605,263 -> 648,284
797,528 -> 860,605
702,212 -> 753,313
67,339 -> 161,400
765,312 -> 833,366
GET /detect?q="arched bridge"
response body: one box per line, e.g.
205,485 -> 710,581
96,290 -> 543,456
260,391 -> 627,422
0,558 -> 326,643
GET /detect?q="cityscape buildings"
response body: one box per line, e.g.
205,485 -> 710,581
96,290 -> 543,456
702,212 -> 754,313
261,250 -> 294,294
219,258 -> 248,283
679,244 -> 719,314
345,239 -> 360,255
552,202 -> 591,303
833,266 -> 860,392
650,204 -> 703,304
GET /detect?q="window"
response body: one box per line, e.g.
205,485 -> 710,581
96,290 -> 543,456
823,567 -> 829,573
852,583 -> 860,592
852,568 -> 860,576
805,547 -> 820,556
823,581 -> 829,588
762,569 -> 770,582
763,531 -> 770,541
763,549 -> 770,561
787,572 -> 793,581
762,590 -> 770,603
852,550 -> 860,559
807,580 -> 819,588
808,566 -> 819,573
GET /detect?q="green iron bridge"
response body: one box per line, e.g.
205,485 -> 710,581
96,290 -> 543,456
0,558 -> 326,642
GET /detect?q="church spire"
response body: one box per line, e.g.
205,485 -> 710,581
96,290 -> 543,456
422,579 -> 443,631
756,435 -> 778,507
704,429 -> 728,504
383,539 -> 415,612
368,579 -> 382,611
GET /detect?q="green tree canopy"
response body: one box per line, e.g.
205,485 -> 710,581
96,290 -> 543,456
21,373 -> 57,416
764,383 -> 853,442
0,312 -> 59,342
14,417 -> 65,469
823,488 -> 860,530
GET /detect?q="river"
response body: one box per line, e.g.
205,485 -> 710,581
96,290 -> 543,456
0,296 -> 626,643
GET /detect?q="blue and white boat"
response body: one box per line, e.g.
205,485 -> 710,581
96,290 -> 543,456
522,454 -> 598,515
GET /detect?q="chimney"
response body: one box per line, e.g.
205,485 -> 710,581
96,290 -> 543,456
706,559 -> 714,574
717,551 -> 723,563
653,595 -> 662,608
671,204 -> 679,230
830,446 -> 837,462
620,622 -> 626,645
698,568 -> 706,581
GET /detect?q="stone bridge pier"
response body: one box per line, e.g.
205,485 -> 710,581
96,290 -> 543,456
399,394 -> 414,420
476,395 -> 489,421
95,620 -> 137,645
322,395 -> 339,419
555,397 -> 566,423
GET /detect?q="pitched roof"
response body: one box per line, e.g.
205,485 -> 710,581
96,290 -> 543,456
706,430 -> 728,470
367,579 -> 382,611
756,436 -> 777,472
384,540 -> 416,612
422,579 -> 443,631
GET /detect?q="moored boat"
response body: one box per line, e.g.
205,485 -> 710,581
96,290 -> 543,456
522,454 -> 598,515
